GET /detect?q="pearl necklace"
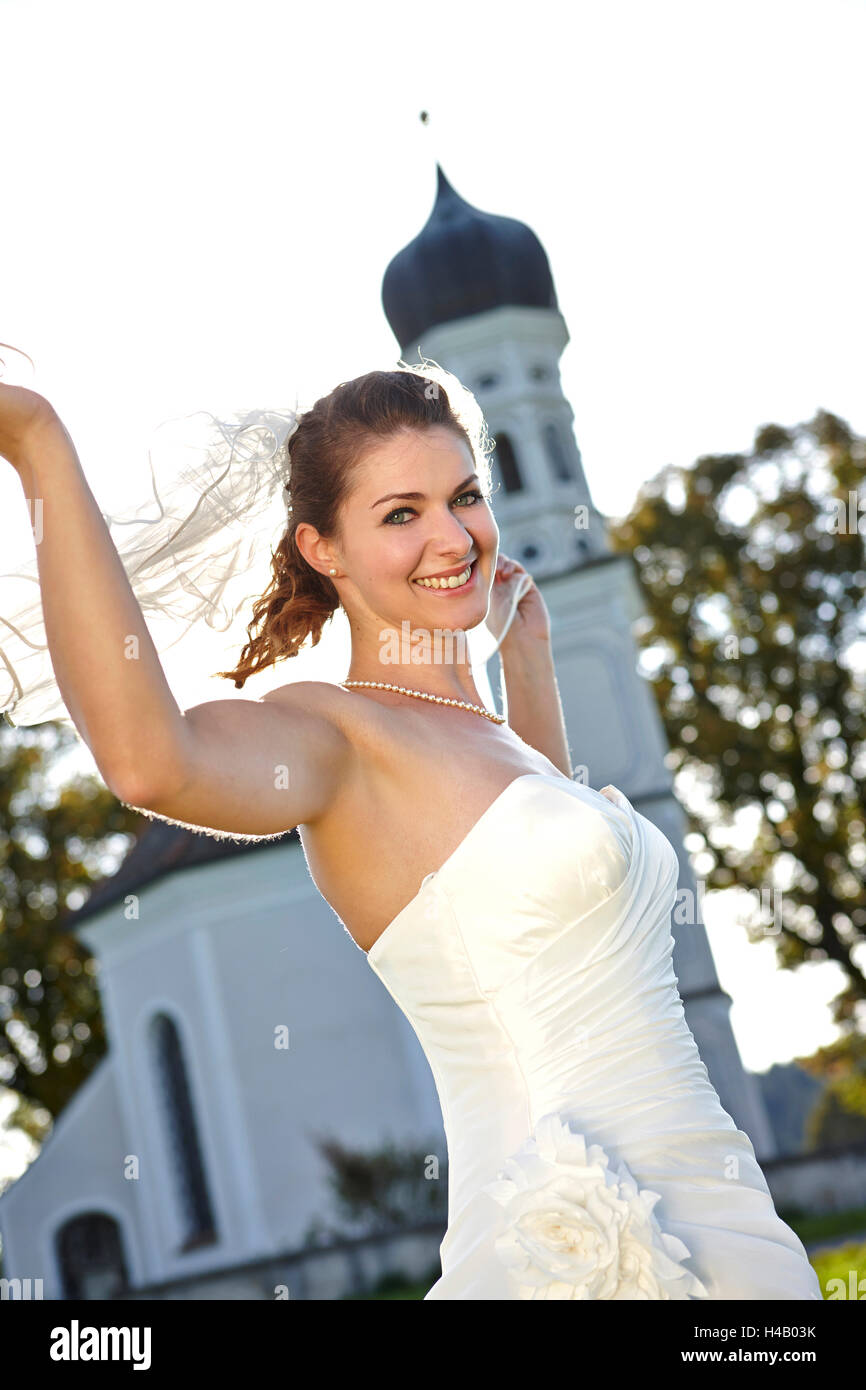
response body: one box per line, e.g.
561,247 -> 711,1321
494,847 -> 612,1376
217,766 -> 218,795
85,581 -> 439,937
340,680 -> 506,724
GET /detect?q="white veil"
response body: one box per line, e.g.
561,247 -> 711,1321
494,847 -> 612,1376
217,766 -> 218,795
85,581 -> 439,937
0,403 -> 303,728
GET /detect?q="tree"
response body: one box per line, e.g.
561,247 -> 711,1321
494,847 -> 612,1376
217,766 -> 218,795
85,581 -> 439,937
799,1035 -> 866,1149
306,1132 -> 448,1242
0,720 -> 144,1146
607,409 -> 866,1031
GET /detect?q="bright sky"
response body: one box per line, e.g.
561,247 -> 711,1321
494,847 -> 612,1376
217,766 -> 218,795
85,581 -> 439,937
1,0 -> 863,1187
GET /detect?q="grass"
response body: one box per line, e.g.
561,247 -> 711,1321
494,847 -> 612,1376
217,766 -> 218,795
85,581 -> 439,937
780,1204 -> 866,1246
342,1266 -> 439,1300
808,1242 -> 866,1300
769,1206 -> 866,1300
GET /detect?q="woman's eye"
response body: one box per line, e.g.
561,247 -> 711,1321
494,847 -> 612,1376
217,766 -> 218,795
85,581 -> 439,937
383,489 -> 487,526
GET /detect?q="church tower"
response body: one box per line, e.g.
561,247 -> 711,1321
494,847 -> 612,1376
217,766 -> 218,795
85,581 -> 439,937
382,164 -> 777,1158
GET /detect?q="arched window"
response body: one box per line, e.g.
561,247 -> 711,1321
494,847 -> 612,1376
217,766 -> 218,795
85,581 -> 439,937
543,423 -> 574,482
150,1012 -> 218,1252
56,1213 -> 130,1299
491,432 -> 523,494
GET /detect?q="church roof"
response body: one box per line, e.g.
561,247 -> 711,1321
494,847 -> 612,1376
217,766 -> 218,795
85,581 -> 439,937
59,820 -> 298,931
381,164 -> 559,350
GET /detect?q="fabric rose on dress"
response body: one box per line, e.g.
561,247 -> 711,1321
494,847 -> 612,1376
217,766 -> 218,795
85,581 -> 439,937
481,1113 -> 710,1300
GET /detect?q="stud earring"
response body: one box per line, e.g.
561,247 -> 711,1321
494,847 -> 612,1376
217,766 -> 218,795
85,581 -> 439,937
329,568 -> 337,575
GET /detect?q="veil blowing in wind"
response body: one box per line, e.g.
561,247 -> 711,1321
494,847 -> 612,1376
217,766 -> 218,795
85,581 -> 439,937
0,383 -> 304,728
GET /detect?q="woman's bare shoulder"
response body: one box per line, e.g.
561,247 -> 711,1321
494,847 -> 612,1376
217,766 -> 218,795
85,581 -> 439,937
260,680 -> 397,832
261,677 -> 412,788
260,678 -> 357,719
259,678 -> 345,710
259,679 -> 380,745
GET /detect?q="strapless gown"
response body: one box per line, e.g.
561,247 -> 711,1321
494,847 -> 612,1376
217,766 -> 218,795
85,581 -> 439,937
363,774 -> 822,1300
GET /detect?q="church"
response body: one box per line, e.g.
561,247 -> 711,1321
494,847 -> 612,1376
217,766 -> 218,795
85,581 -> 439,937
1,165 -> 850,1301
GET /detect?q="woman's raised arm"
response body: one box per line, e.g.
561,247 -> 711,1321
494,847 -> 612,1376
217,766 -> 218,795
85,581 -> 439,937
1,385 -> 351,835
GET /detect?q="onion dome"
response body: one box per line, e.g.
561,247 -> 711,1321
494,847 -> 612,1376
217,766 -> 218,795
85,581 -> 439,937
382,164 -> 558,348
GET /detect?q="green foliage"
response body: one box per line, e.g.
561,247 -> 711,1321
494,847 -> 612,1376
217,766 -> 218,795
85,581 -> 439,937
0,721 -> 144,1141
607,408 -> 866,1032
797,1034 -> 866,1146
306,1132 -> 448,1240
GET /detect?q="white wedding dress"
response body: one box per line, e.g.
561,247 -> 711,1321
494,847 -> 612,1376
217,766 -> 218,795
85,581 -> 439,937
363,774 -> 822,1300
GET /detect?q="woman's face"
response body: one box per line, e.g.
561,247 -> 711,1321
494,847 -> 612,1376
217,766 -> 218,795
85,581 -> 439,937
312,424 -> 500,638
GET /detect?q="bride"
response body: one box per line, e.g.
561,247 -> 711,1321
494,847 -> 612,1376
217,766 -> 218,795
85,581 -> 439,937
0,361 -> 822,1300
0,362 -> 565,948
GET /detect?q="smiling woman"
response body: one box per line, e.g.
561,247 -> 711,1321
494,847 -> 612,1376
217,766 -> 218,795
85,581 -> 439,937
217,361 -> 498,688
0,357 -> 495,728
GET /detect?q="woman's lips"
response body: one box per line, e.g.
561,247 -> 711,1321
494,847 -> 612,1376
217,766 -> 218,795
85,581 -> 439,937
412,557 -> 479,595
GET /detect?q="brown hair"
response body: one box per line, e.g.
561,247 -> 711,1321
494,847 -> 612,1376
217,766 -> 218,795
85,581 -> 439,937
217,360 -> 495,689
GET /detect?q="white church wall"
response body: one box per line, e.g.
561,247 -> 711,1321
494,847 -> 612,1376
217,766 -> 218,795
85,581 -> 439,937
1,839 -> 448,1297
0,1061 -> 147,1299
77,841 -> 445,1271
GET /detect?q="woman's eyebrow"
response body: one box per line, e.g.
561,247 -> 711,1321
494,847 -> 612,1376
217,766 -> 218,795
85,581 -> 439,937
371,474 -> 478,509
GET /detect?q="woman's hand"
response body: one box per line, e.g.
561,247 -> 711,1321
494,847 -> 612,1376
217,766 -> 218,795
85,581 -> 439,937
0,382 -> 64,476
487,552 -> 552,654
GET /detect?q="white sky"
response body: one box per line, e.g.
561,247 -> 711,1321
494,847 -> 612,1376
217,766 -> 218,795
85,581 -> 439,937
1,0 -> 863,1184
